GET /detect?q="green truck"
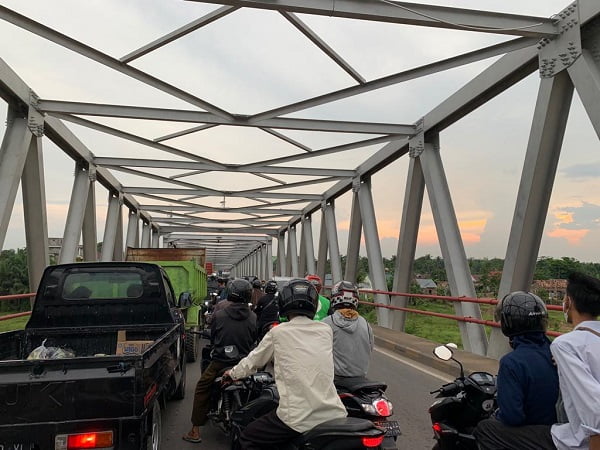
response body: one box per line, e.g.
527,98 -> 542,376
126,248 -> 208,362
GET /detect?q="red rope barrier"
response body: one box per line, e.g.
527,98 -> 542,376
0,311 -> 31,321
0,293 -> 35,301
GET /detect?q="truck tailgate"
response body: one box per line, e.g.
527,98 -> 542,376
0,358 -> 138,425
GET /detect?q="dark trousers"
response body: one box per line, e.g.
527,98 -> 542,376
191,360 -> 229,426
239,410 -> 301,450
474,418 -> 556,450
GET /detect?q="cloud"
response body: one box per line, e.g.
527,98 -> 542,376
561,162 -> 600,181
548,202 -> 600,245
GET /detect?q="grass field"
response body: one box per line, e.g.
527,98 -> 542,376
0,315 -> 30,332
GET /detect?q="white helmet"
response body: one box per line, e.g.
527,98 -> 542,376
330,280 -> 359,310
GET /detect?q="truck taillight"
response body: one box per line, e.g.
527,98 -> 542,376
55,431 -> 113,450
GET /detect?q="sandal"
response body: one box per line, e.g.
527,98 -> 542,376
182,432 -> 202,443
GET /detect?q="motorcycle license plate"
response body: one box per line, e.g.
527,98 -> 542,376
379,420 -> 401,437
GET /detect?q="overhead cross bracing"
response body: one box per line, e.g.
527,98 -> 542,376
1,0 -> 599,358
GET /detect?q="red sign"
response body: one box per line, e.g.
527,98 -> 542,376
205,262 -> 213,274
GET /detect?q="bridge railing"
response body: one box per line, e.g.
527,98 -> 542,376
355,288 -> 562,337
0,293 -> 35,322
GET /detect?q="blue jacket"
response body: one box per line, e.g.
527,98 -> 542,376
496,332 -> 559,426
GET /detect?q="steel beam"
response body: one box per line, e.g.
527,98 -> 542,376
316,212 -> 328,283
323,202 -> 342,284
303,215 -> 316,275
266,241 -> 274,279
390,157 -> 424,332
567,49 -> 600,139
281,11 -> 364,84
21,136 -> 49,291
141,204 -> 303,215
298,221 -> 307,276
59,164 -> 91,263
288,225 -> 299,277
126,210 -> 140,249
344,190 -> 362,283
82,172 -> 97,262
357,178 -> 390,328
489,71 -> 573,358
285,231 -> 293,276
122,186 -> 323,201
120,6 -> 238,63
101,193 -> 121,261
277,233 -> 286,276
151,227 -> 160,248
0,5 -> 232,119
419,140 -> 487,355
40,100 -> 414,135
0,112 -> 32,249
252,37 -> 537,122
141,222 -> 151,248
192,0 -> 556,37
96,157 -> 355,178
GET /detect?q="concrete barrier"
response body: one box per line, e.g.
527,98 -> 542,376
373,325 -> 499,377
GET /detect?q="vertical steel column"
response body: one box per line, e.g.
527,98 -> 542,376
21,136 -> 49,291
303,215 -> 316,275
489,71 -> 574,358
258,246 -> 264,280
141,222 -> 151,248
0,112 -> 33,249
323,201 -> 343,284
60,164 -> 91,263
420,139 -> 487,355
113,206 -> 124,261
285,231 -> 293,276
391,157 -> 425,332
82,169 -> 97,262
126,209 -> 139,249
288,226 -> 299,277
345,190 -> 362,283
266,240 -> 274,279
151,227 -> 159,248
357,178 -> 391,328
567,50 -> 600,138
316,212 -> 328,283
277,233 -> 286,276
298,222 -> 307,276
101,192 -> 121,261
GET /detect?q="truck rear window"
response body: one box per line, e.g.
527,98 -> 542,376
62,272 -> 145,299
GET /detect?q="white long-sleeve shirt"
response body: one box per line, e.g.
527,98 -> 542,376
230,315 -> 347,433
551,321 -> 600,450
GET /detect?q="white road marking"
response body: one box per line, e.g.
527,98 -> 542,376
374,346 -> 454,383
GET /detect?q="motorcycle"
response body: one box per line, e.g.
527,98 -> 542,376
335,377 -> 401,449
428,343 -> 497,450
229,372 -> 387,450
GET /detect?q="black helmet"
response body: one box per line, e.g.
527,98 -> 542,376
252,279 -> 262,289
227,278 -> 252,303
264,280 -> 278,294
495,291 -> 548,337
279,279 -> 318,319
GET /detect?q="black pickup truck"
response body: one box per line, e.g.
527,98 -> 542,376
0,262 -> 187,450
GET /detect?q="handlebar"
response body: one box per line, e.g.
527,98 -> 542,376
430,381 -> 463,395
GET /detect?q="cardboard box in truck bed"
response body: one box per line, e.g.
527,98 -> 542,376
115,330 -> 153,355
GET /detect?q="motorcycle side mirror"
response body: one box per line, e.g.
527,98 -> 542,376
433,345 -> 453,361
446,342 -> 458,349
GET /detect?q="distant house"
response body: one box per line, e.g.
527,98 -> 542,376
532,279 -> 567,304
415,278 -> 437,295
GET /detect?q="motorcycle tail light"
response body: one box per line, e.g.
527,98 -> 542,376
362,435 -> 384,448
432,422 -> 443,436
374,399 -> 392,417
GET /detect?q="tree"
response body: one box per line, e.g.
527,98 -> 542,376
0,249 -> 30,313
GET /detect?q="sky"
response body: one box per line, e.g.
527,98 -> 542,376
1,0 -> 600,264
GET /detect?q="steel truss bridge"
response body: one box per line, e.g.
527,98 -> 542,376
0,1 -> 598,358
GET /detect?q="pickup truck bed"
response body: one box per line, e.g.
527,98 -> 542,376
0,262 -> 186,450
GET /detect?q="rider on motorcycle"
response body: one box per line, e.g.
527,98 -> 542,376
474,291 -> 559,450
322,280 -> 374,379
255,280 -> 280,340
224,279 -> 347,449
183,278 -> 257,444
306,274 -> 331,321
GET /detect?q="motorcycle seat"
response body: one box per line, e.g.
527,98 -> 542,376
335,376 -> 387,393
303,417 -> 376,440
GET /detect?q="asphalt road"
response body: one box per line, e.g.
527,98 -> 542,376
162,343 -> 453,450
